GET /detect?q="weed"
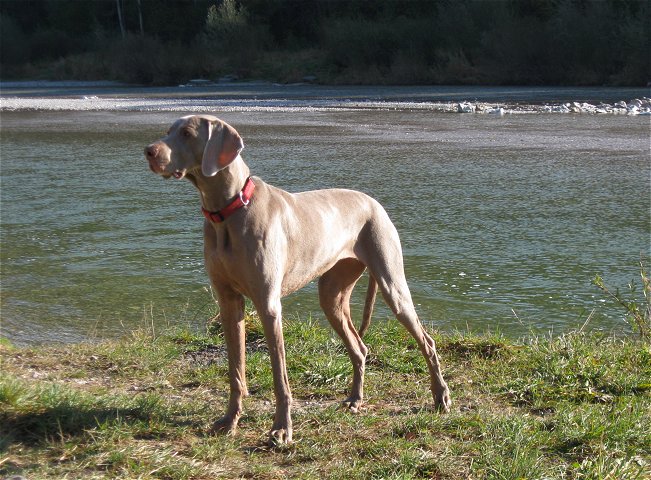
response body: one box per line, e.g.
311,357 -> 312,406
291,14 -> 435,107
593,256 -> 651,340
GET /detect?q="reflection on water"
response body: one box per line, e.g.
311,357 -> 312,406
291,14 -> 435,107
1,109 -> 649,344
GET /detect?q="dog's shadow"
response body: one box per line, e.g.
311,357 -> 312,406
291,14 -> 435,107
0,398 -> 190,450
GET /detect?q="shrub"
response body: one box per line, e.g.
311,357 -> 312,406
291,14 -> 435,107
201,0 -> 272,76
0,15 -> 29,65
103,35 -> 204,85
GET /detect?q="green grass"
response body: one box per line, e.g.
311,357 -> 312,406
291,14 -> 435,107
1,317 -> 649,479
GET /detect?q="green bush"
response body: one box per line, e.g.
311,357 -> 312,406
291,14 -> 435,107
0,15 -> 29,65
201,0 -> 273,76
107,35 -> 211,85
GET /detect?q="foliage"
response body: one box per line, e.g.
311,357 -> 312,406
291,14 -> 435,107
593,257 -> 651,341
201,0 -> 272,76
1,0 -> 649,85
205,0 -> 249,44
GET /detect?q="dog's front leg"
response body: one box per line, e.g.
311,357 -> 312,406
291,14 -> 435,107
211,290 -> 248,435
257,298 -> 293,446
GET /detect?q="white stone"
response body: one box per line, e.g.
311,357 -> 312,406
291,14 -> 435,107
457,102 -> 476,113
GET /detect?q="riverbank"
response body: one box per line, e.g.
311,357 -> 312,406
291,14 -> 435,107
1,81 -> 649,115
1,317 -> 649,479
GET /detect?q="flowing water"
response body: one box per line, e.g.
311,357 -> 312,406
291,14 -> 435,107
1,86 -> 649,344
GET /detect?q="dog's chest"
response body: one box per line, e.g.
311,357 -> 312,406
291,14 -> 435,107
204,226 -> 253,291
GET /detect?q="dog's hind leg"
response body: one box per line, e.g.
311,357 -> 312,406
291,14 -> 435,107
358,218 -> 451,412
319,258 -> 369,412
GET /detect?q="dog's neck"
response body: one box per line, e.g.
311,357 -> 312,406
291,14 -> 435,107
187,155 -> 251,213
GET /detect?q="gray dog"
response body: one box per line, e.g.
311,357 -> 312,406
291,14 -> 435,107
145,115 -> 451,445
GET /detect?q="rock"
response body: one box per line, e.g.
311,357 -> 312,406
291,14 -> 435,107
456,102 -> 475,113
179,78 -> 218,87
218,74 -> 239,83
189,78 -> 216,86
582,102 -> 597,113
628,98 -> 651,114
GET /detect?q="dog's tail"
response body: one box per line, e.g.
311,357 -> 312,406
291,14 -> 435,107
359,274 -> 377,339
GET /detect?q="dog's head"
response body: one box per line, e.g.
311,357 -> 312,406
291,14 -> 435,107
144,115 -> 243,180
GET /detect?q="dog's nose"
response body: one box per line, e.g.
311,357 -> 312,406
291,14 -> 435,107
145,144 -> 159,160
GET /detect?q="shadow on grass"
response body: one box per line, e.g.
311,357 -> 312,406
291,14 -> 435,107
0,385 -> 190,451
1,404 -> 151,450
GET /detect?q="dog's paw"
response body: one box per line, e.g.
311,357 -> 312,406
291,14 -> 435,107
434,388 -> 452,413
341,396 -> 363,414
269,428 -> 292,447
210,415 -> 239,435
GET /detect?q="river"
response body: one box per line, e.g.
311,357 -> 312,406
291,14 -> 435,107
1,84 -> 649,344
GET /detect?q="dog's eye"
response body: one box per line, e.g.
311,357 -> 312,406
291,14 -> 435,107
182,128 -> 194,138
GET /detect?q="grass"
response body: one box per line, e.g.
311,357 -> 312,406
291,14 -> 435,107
1,315 -> 649,479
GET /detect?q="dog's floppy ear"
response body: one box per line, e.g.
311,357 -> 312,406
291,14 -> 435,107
201,119 -> 244,177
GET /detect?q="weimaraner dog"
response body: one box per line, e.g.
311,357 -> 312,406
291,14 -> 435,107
144,115 -> 451,445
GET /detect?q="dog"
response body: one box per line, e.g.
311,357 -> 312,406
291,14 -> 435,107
145,115 -> 450,445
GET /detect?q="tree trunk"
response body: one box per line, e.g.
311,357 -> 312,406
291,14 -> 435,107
136,0 -> 144,36
116,0 -> 126,38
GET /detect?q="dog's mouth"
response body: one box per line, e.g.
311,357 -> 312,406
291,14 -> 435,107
149,163 -> 186,180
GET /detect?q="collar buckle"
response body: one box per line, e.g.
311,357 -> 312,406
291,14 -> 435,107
239,189 -> 250,206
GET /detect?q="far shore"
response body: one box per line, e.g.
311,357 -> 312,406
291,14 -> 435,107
1,81 -> 650,115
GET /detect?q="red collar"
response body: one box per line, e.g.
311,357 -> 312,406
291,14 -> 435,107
201,177 -> 255,223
